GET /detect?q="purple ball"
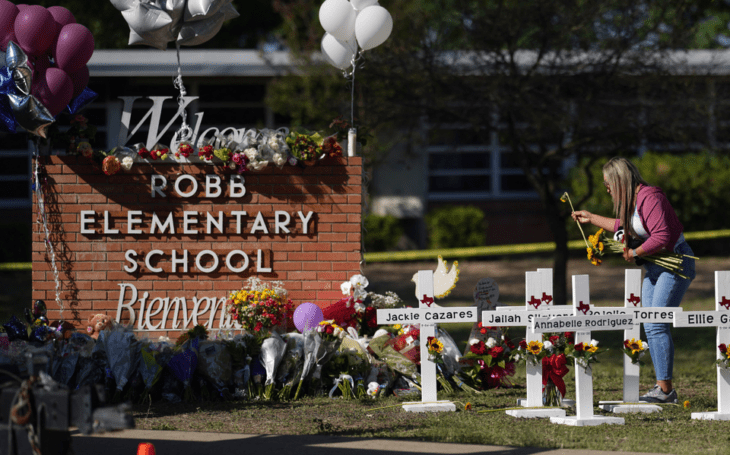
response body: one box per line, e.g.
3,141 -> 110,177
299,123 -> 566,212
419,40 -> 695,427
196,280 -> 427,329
36,67 -> 73,117
54,23 -> 94,74
47,6 -> 76,52
0,0 -> 19,52
13,4 -> 55,56
293,302 -> 325,333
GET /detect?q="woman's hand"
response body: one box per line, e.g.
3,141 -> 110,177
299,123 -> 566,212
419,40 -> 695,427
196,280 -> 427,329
571,210 -> 592,224
622,247 -> 634,262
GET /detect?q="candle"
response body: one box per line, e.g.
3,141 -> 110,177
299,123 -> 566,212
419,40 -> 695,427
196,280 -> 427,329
347,128 -> 357,157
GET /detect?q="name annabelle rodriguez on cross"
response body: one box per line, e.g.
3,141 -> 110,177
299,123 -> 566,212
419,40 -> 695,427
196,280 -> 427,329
79,173 -> 316,275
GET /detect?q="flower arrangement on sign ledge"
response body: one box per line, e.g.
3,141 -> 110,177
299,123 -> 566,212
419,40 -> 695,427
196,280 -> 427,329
55,115 -> 351,176
623,338 -> 649,365
460,330 -> 520,390
717,343 -> 730,369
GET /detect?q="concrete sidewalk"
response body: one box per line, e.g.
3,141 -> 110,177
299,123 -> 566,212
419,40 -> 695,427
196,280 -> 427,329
72,430 -> 673,455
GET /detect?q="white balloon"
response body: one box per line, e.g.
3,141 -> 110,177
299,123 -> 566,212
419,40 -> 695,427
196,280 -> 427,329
355,5 -> 393,50
321,32 -> 356,70
319,0 -> 357,42
350,0 -> 378,11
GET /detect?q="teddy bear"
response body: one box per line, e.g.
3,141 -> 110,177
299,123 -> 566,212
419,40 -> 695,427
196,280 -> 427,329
86,314 -> 112,339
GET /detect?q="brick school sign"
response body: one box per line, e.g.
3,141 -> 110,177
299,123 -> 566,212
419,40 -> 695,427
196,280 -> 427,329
32,156 -> 363,337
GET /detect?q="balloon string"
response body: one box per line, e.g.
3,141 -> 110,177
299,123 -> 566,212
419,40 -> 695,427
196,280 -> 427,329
173,43 -> 192,143
33,141 -> 63,320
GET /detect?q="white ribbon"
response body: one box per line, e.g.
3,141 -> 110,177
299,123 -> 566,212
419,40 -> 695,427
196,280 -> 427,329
328,374 -> 355,398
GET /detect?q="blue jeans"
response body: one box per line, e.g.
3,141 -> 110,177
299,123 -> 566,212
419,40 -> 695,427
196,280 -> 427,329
642,242 -> 695,381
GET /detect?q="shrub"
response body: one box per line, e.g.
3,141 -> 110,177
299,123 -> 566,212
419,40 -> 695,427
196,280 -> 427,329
567,151 -> 730,239
364,214 -> 404,252
425,205 -> 487,249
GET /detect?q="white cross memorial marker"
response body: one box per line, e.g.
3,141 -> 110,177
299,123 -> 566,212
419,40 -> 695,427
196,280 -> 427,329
599,269 -> 666,414
533,275 -> 627,426
674,271 -> 730,421
377,270 -> 477,412
487,269 -> 571,418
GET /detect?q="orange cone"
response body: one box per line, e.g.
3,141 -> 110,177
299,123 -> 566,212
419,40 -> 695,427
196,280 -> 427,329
137,442 -> 156,455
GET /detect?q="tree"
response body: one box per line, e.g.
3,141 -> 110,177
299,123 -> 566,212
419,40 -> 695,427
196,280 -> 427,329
268,0 -> 730,305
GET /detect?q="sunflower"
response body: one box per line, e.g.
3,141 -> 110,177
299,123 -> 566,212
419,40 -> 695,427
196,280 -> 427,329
625,338 -> 644,355
526,340 -> 543,355
427,336 -> 444,354
586,344 -> 598,353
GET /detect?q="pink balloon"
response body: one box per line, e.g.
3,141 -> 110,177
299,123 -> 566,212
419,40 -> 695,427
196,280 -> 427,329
16,4 -> 28,11
293,302 -> 324,333
30,54 -> 51,84
47,6 -> 76,28
35,68 -> 73,117
54,23 -> 94,74
0,0 -> 19,51
68,65 -> 89,99
14,5 -> 55,56
47,6 -> 76,53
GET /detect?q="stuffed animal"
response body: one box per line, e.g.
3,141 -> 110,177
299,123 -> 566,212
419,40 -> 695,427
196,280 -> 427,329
86,314 -> 112,339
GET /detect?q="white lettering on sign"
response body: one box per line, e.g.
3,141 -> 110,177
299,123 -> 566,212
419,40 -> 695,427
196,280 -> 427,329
116,283 -> 239,331
124,248 -> 267,274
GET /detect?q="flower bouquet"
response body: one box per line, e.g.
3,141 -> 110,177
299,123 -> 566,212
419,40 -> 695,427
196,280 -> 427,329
623,338 -> 649,365
461,333 -> 519,390
286,130 -> 324,166
569,339 -> 604,370
425,335 -> 455,393
717,343 -> 730,369
276,333 -> 304,400
324,336 -> 370,399
325,274 -> 402,337
518,331 -> 575,406
226,278 -> 293,398
294,320 -> 346,398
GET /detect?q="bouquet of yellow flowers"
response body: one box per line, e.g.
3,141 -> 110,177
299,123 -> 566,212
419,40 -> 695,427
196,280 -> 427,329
226,284 -> 293,336
623,338 -> 649,365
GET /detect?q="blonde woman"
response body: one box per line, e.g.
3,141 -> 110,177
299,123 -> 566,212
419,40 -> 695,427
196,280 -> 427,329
571,157 -> 695,404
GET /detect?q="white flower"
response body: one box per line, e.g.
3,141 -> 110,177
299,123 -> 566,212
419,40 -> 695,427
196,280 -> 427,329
267,136 -> 281,152
350,274 -> 369,300
590,339 -> 599,347
120,156 -> 134,171
272,152 -> 287,167
244,147 -> 259,160
513,354 -> 521,362
333,327 -> 342,337
248,159 -> 267,171
543,340 -> 554,351
341,281 -> 353,296
354,302 -> 366,313
468,338 -> 481,346
486,337 -> 497,348
229,162 -> 236,169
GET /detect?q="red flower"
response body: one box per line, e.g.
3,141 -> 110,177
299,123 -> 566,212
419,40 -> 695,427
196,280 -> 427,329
503,335 -> 515,349
488,346 -> 504,358
365,307 -> 378,328
549,335 -> 560,343
325,324 -> 334,335
720,344 -> 727,353
624,339 -> 631,349
470,341 -> 487,355
519,340 -> 528,349
564,332 -> 574,343
574,342 -> 584,351
254,321 -> 263,332
138,147 -> 150,159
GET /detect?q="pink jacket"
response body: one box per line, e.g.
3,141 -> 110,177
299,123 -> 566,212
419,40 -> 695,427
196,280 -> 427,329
612,185 -> 684,255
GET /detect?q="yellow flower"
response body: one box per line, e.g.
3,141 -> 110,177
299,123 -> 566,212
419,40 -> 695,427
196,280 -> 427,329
596,228 -> 604,237
393,324 -> 401,330
587,248 -> 593,260
465,402 -> 472,411
527,341 -> 543,355
683,400 -> 690,409
598,242 -> 604,252
586,344 -> 598,353
560,192 -> 569,203
428,337 -> 444,354
626,338 -> 644,355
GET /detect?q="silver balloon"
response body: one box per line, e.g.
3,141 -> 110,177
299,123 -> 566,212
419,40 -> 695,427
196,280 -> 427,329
111,0 -> 239,50
4,42 -> 53,138
178,4 -> 239,46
